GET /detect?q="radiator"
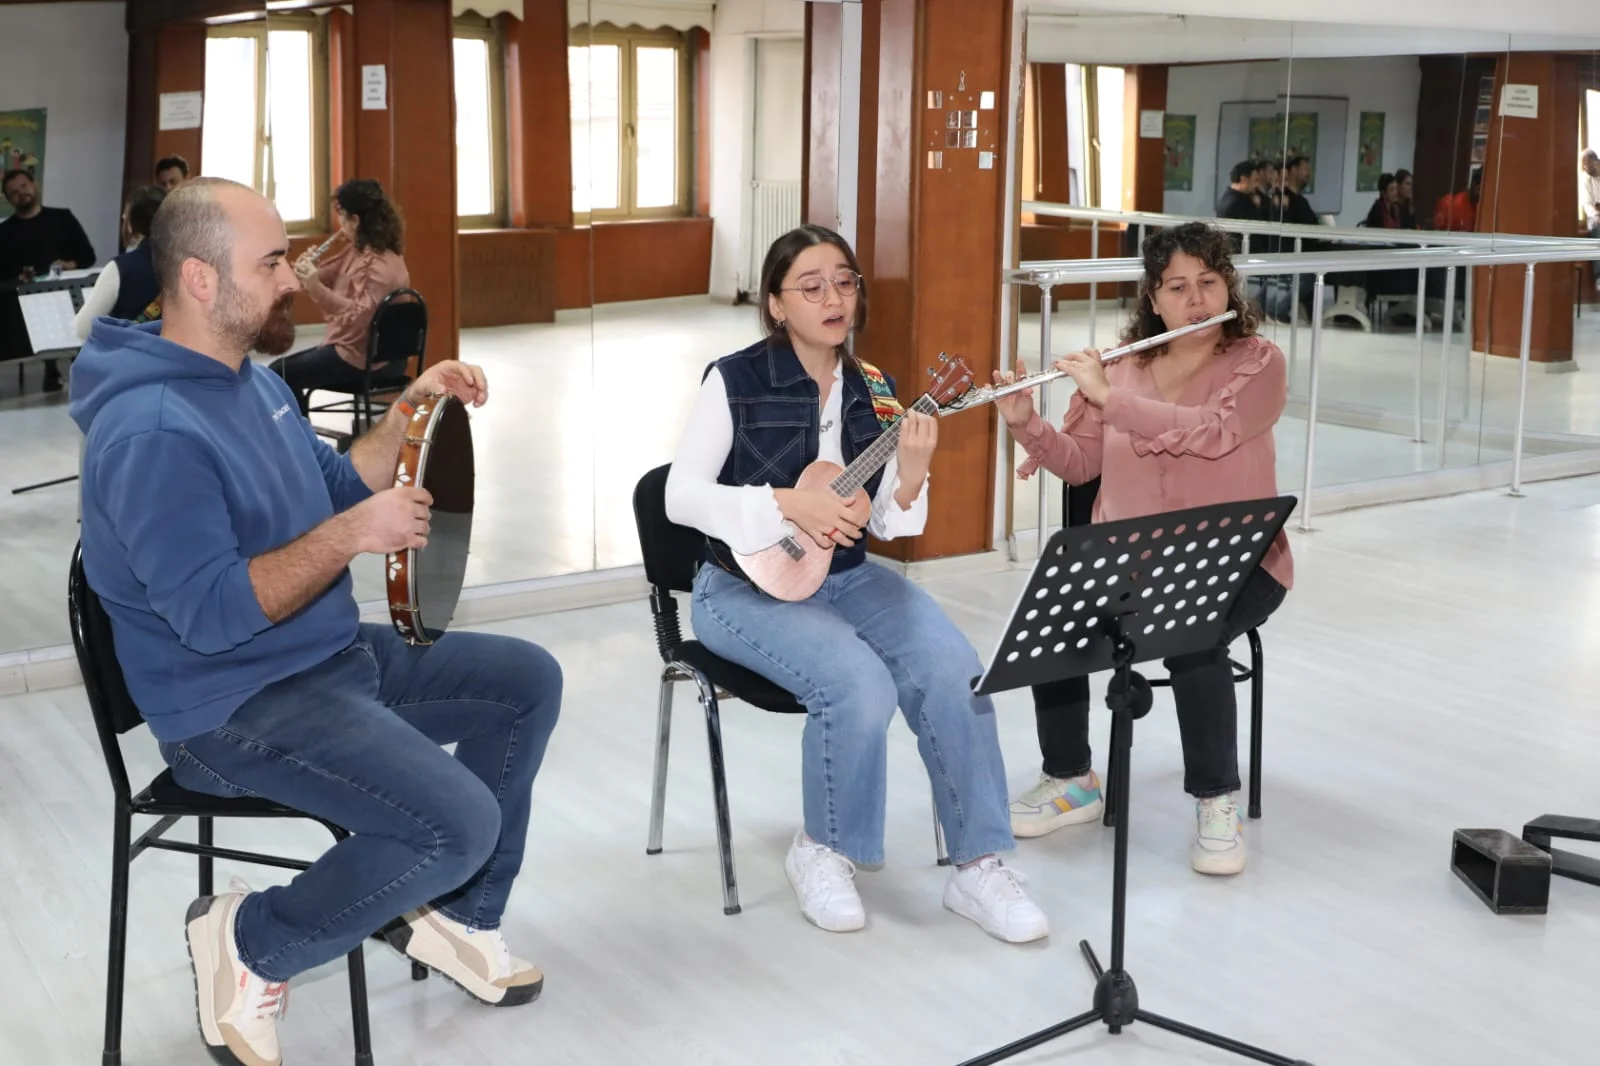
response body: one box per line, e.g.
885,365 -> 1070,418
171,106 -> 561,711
746,180 -> 802,291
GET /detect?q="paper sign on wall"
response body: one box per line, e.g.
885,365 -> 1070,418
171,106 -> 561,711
362,65 -> 387,110
1499,84 -> 1538,120
1139,110 -> 1165,139
158,92 -> 203,131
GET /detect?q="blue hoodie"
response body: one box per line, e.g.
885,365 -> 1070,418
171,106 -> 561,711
70,319 -> 374,742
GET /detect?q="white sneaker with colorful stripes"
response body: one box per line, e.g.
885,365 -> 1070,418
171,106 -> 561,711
1009,771 -> 1105,838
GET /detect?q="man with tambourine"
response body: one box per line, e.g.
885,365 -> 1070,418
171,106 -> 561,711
69,177 -> 562,1066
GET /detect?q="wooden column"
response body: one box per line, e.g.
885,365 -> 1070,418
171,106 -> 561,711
352,0 -> 459,366
802,1 -> 843,230
826,0 -> 1012,563
503,1 -> 572,230
123,22 -> 207,198
1124,65 -> 1167,213
1472,52 -> 1579,364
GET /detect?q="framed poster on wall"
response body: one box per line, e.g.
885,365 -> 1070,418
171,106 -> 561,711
0,107 -> 47,221
1217,96 -> 1348,216
1356,112 -> 1385,192
1163,114 -> 1196,191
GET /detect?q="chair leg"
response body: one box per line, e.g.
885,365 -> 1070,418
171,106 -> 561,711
692,675 -> 740,916
103,807 -> 132,1066
932,796 -> 950,866
1247,629 -> 1265,820
197,816 -> 214,897
325,828 -> 377,1065
646,673 -> 675,855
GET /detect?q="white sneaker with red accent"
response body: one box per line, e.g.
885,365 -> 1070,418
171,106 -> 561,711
1192,793 -> 1247,875
184,892 -> 288,1066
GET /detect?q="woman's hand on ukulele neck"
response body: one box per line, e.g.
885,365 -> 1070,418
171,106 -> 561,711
774,488 -> 870,550
993,361 -> 1036,430
894,410 -> 937,509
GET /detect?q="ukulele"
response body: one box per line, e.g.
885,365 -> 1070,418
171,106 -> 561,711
733,354 -> 978,601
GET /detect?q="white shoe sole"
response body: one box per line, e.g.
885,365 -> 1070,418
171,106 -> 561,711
185,897 -> 227,1052
943,887 -> 1050,944
1010,795 -> 1105,838
1191,843 -> 1247,876
383,915 -> 542,1006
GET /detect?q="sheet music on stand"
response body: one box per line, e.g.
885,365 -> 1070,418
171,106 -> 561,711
18,289 -> 81,354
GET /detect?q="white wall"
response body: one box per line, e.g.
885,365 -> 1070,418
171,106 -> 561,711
0,3 -> 126,265
1027,0 -> 1597,39
1163,57 -> 1420,227
707,0 -> 805,303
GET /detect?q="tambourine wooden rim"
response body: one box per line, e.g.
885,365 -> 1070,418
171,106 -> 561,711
386,392 -> 471,645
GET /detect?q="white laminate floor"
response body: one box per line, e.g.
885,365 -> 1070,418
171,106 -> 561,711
1,296 -> 1597,655
2,476 -> 1599,1065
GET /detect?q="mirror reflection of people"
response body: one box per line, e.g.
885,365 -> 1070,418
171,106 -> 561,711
995,222 -> 1293,879
1364,173 -> 1402,229
1433,168 -> 1481,232
69,177 -> 559,1066
1582,150 -> 1600,293
155,154 -> 189,193
75,184 -> 166,341
0,167 -> 97,391
664,225 -> 1050,943
269,178 -> 411,415
1394,168 -> 1417,228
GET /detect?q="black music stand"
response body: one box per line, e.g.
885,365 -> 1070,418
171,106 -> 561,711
955,495 -> 1310,1066
10,280 -> 90,496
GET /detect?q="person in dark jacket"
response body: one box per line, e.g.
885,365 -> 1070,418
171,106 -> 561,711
0,167 -> 97,390
75,184 -> 166,340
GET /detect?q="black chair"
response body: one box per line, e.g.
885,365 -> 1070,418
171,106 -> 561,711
1062,478 -> 1267,825
68,543 -> 421,1066
309,288 -> 427,447
632,464 -> 947,916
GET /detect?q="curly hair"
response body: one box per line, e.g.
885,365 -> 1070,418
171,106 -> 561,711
1122,221 -> 1259,363
335,178 -> 404,255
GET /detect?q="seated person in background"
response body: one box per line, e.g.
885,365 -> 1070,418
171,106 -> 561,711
1432,169 -> 1481,232
0,167 -> 97,391
269,177 -> 410,414
997,222 -> 1293,879
664,225 -> 1049,943
1364,173 -> 1402,229
1216,160 -> 1264,222
155,154 -> 189,193
1581,150 -> 1599,292
1394,169 -> 1417,228
75,184 -> 166,341
70,177 -> 560,1066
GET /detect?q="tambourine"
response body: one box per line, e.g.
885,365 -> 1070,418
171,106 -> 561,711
387,393 -> 475,645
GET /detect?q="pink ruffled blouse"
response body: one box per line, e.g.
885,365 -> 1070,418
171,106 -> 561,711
1013,333 -> 1293,590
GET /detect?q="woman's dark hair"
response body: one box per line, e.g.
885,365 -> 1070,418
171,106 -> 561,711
334,178 -> 404,254
1123,221 -> 1259,362
1395,168 -> 1412,185
757,224 -> 868,346
125,184 -> 166,240
1377,172 -> 1396,196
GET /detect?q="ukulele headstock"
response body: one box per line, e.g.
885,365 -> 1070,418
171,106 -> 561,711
924,353 -> 977,408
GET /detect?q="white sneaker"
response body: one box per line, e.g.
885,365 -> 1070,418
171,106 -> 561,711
784,831 -> 866,932
185,892 -> 287,1066
943,857 -> 1050,943
1192,793 -> 1247,875
384,905 -> 544,1006
1009,771 -> 1104,838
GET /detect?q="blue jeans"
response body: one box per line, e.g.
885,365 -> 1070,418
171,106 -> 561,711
158,623 -> 562,983
690,561 -> 1014,867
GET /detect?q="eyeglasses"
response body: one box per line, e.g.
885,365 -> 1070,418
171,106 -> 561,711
783,272 -> 862,303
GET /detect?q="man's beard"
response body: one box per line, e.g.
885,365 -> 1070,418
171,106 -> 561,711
214,273 -> 297,357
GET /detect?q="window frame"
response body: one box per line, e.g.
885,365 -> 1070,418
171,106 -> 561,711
569,22 -> 692,223
204,16 -> 329,236
453,15 -> 509,230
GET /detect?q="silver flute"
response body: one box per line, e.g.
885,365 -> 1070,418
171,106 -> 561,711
298,230 -> 345,266
939,310 -> 1238,415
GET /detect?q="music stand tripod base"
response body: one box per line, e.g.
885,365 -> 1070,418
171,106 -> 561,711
956,496 -> 1312,1066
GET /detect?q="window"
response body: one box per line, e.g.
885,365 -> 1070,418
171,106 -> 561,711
569,25 -> 690,220
1583,88 -> 1600,223
453,17 -> 507,227
202,19 -> 326,232
1062,64 -> 1125,211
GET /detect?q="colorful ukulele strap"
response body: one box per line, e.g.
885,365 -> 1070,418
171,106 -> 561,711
855,359 -> 904,431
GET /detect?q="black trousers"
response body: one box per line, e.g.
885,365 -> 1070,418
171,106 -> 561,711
1030,486 -> 1287,798
269,345 -> 406,416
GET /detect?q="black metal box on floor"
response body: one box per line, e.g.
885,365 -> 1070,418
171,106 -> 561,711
1451,828 -> 1552,914
1522,815 -> 1600,888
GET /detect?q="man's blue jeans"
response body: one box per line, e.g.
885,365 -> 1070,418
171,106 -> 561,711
159,623 -> 562,983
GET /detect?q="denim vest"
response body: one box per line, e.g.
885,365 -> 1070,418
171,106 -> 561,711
703,337 -> 898,582
110,243 -> 162,324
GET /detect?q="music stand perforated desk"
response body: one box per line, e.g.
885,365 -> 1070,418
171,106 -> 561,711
956,495 -> 1311,1066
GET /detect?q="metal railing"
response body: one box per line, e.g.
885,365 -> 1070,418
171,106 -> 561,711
1002,213 -> 1600,554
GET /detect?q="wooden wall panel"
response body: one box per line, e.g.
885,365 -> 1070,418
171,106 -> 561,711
804,2 -> 842,229
691,26 -> 711,218
459,231 -> 557,327
327,9 -> 357,190
122,28 -> 158,202
1032,63 -> 1070,207
503,1 -> 572,230
1126,65 -> 1167,213
1473,52 -> 1578,363
552,220 -> 713,308
1413,54 -> 1496,224
122,22 -> 205,198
